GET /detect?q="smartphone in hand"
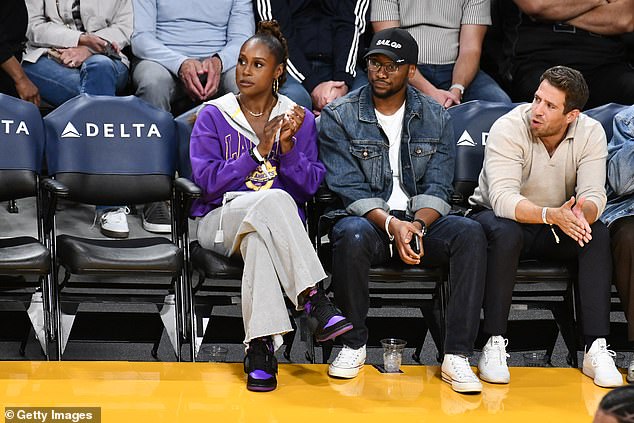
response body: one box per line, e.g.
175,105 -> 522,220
410,235 -> 420,254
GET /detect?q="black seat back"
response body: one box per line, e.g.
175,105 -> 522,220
0,93 -> 45,201
583,103 -> 629,141
43,94 -> 178,204
449,100 -> 517,207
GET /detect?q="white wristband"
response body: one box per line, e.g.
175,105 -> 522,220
541,207 -> 549,224
384,215 -> 395,241
449,83 -> 465,96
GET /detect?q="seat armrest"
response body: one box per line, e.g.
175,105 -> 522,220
314,184 -> 337,204
175,177 -> 202,199
41,178 -> 69,197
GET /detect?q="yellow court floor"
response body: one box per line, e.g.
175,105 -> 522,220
0,361 -> 623,422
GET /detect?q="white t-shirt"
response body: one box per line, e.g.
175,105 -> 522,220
375,103 -> 408,211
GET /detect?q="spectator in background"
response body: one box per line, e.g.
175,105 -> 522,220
190,21 -> 352,392
593,385 -> 634,423
22,0 -> 133,239
22,0 -> 131,107
371,0 -> 511,108
320,28 -> 487,394
501,0 -> 634,108
601,104 -> 634,384
469,66 -> 623,388
131,0 -> 253,234
254,0 -> 370,114
0,0 -> 39,105
131,0 -> 253,114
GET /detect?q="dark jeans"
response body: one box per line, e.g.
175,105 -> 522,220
610,216 -> 634,341
329,214 -> 487,355
472,210 -> 611,337
511,61 -> 634,109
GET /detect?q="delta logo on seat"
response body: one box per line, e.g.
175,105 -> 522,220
456,130 -> 489,147
60,121 -> 162,139
1,119 -> 30,135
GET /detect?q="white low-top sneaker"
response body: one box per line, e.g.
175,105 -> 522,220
442,354 -> 482,393
583,338 -> 624,388
627,358 -> 634,384
99,207 -> 130,238
328,345 -> 366,379
478,335 -> 510,384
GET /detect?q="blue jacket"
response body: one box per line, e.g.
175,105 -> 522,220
319,85 -> 455,217
601,105 -> 634,227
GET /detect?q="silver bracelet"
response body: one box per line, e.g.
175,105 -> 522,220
541,207 -> 549,224
384,215 -> 395,241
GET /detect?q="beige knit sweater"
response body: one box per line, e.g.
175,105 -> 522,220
469,104 -> 608,221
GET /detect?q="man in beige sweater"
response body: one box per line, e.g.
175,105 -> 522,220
469,66 -> 623,388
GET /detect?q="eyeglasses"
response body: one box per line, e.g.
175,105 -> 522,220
366,58 -> 400,74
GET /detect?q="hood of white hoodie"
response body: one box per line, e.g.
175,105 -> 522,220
200,93 -> 297,145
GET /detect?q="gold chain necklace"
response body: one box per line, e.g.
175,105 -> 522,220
239,95 -> 274,118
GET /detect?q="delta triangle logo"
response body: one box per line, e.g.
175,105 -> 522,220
61,122 -> 81,138
456,129 -> 476,147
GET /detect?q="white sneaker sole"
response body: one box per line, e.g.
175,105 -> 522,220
582,364 -> 624,388
477,368 -> 510,384
441,371 -> 482,393
142,220 -> 171,233
328,364 -> 363,379
100,226 -> 129,238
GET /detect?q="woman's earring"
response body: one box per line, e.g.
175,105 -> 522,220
272,78 -> 279,94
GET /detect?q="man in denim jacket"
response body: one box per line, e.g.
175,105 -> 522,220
319,28 -> 487,394
600,105 -> 634,383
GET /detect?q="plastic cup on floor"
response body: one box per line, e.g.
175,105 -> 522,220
522,352 -> 549,367
380,338 -> 407,373
203,345 -> 228,362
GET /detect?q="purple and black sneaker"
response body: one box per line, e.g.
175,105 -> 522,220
305,287 -> 353,342
244,337 -> 277,392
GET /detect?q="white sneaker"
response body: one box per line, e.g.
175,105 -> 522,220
478,336 -> 510,384
582,339 -> 624,388
441,354 -> 482,393
328,345 -> 366,379
627,358 -> 634,384
99,207 -> 130,238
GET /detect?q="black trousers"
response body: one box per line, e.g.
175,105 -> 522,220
472,210 -> 612,337
329,214 -> 487,355
611,216 -> 634,341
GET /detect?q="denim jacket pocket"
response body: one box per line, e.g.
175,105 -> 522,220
350,143 -> 384,190
408,139 -> 438,178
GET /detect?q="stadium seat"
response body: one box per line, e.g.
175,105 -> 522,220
583,103 -> 629,142
0,93 -> 67,359
43,94 -> 200,361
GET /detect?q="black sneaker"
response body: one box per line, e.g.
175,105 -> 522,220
305,287 -> 353,342
142,202 -> 171,233
244,337 -> 278,392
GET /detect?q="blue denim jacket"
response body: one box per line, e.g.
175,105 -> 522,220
601,105 -> 634,227
319,85 -> 454,217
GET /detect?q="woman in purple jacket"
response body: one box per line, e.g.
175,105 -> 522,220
190,21 -> 352,392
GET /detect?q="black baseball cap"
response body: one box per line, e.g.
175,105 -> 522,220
364,27 -> 418,65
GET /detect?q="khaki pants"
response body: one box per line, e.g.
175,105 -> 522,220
197,189 -> 326,350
